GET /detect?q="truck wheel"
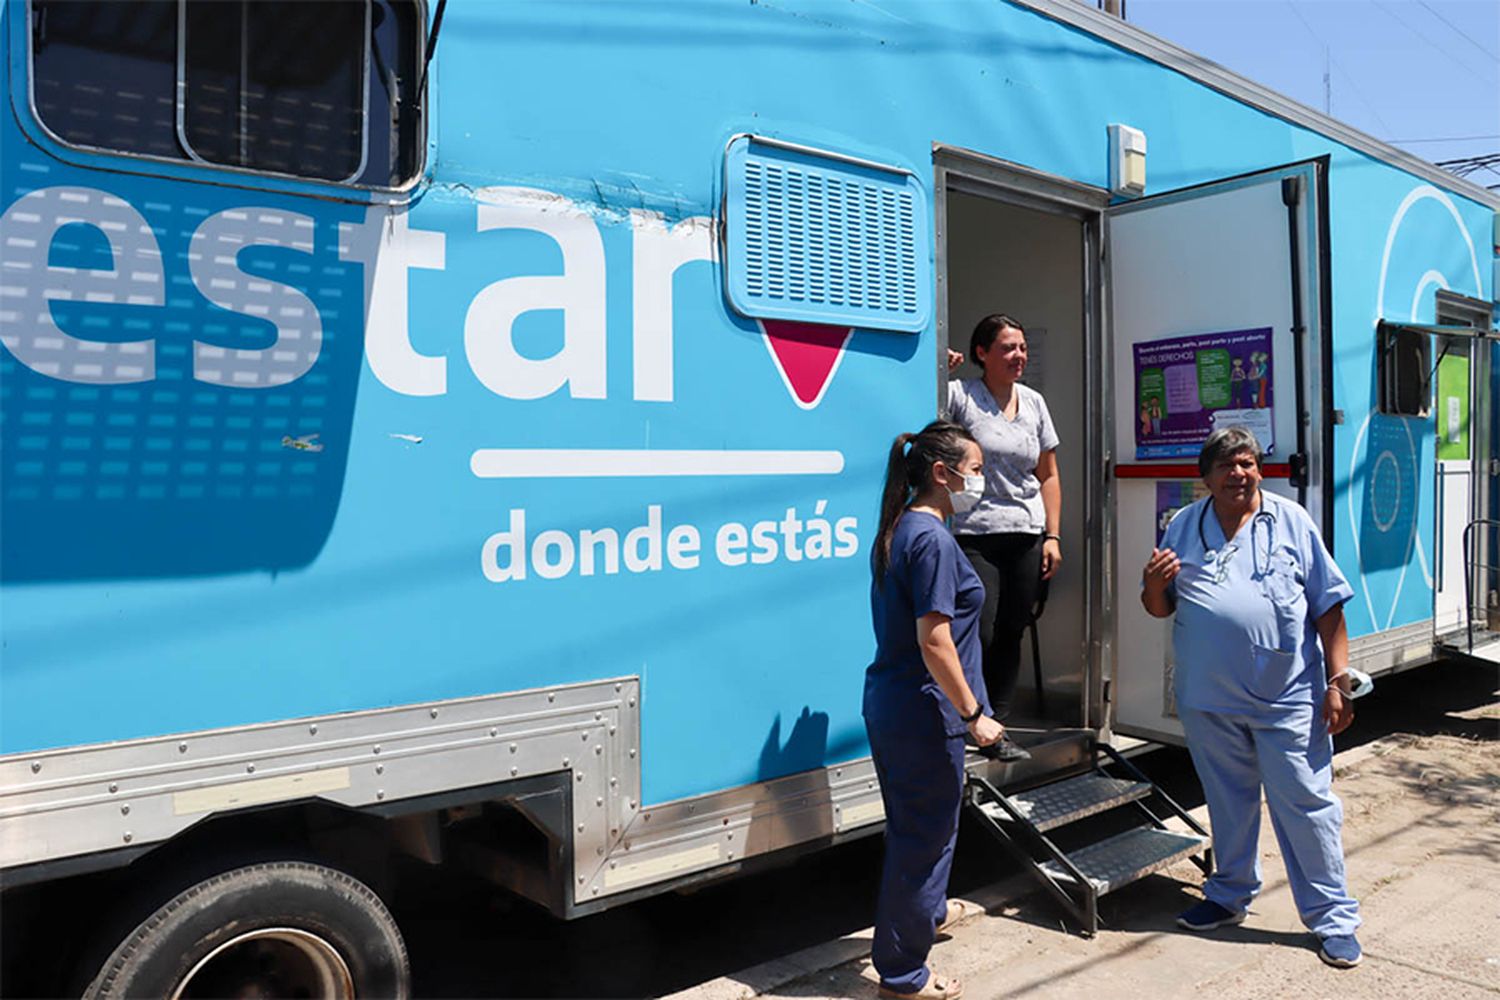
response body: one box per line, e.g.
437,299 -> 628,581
84,861 -> 408,999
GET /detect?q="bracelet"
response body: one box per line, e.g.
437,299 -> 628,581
960,704 -> 984,724
1044,533 -> 1061,542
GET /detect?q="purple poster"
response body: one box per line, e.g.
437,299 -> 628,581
1133,327 -> 1274,459
1155,481 -> 1208,544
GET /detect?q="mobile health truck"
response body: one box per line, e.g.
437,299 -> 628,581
2,0 -> 1496,994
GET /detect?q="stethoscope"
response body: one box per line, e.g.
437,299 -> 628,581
1197,495 -> 1278,579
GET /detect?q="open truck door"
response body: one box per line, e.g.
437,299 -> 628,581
1106,160 -> 1329,744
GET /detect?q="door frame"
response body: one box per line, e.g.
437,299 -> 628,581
1100,158 -> 1331,744
1433,289 -> 1496,637
931,144 -> 1111,732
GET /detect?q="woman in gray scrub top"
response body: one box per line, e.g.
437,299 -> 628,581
944,314 -> 1062,761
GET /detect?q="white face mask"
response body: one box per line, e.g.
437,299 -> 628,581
949,473 -> 986,514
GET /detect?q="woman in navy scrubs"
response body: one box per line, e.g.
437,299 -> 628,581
866,420 -> 1004,1000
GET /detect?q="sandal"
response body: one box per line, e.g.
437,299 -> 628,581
935,898 -> 981,935
878,973 -> 964,999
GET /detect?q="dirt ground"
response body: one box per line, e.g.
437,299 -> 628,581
676,714 -> 1500,1000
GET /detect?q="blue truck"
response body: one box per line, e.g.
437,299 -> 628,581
2,0 -> 1496,994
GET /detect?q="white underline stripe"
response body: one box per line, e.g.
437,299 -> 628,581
470,448 -> 845,478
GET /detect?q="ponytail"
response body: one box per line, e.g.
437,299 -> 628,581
873,420 -> 976,579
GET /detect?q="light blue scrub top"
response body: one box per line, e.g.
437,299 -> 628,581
1160,492 -> 1354,713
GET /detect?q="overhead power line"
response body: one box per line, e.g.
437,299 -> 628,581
1414,0 -> 1500,63
1371,0 -> 1496,85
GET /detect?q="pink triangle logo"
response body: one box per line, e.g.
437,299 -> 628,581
758,320 -> 853,410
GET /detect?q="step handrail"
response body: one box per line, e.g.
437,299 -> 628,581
1097,743 -> 1212,844
966,772 -> 1099,934
1461,518 -> 1500,654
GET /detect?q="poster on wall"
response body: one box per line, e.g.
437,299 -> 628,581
1436,352 -> 1469,461
1133,327 -> 1275,459
1155,481 -> 1209,545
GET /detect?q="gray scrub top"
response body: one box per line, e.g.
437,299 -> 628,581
945,378 -> 1059,535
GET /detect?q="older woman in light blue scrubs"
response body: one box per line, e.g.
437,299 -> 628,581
1142,426 -> 1363,969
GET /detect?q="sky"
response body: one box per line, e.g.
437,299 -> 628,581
1122,0 -> 1500,191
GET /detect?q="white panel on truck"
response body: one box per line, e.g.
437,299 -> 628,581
1107,162 -> 1323,744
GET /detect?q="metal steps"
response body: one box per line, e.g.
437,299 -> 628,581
965,740 -> 1211,937
1039,826 -> 1207,894
979,773 -> 1151,832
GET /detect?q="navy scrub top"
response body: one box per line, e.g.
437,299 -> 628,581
864,510 -> 990,736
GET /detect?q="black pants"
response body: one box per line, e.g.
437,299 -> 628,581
957,532 -> 1043,721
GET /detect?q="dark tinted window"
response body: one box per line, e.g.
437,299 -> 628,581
183,1 -> 365,181
30,0 -> 180,158
1378,324 -> 1430,418
29,0 -> 421,189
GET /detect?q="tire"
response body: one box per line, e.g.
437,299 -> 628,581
84,861 -> 409,999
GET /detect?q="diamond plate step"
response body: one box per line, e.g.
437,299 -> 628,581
1040,826 -> 1207,896
978,773 -> 1151,832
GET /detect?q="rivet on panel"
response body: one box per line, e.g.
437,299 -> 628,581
430,708 -> 439,719
548,692 -> 556,703
247,764 -> 256,773
30,762 -> 40,774
108,783 -> 118,794
594,712 -> 602,721
377,790 -> 385,800
576,772 -> 585,782
577,822 -> 585,833
597,846 -> 605,856
375,764 -> 384,775
629,748 -> 636,758
594,745 -> 602,756
582,732 -> 589,742
614,683 -> 622,693
728,851 -> 735,860
609,777 -> 618,787
610,861 -> 617,869
178,742 -> 188,754
511,766 -> 519,776
489,728 -> 498,738
836,768 -> 842,777
563,758 -> 571,768
122,832 -> 133,843
628,698 -> 636,708
609,727 -> 617,736
610,827 -> 618,836
309,724 -> 318,735
592,886 -> 599,896
579,876 -> 586,884
595,797 -> 604,807
373,745 -> 381,755
509,743 -> 517,753
121,804 -> 130,816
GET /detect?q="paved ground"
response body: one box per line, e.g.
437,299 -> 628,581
670,681 -> 1500,1000
388,657 -> 1497,998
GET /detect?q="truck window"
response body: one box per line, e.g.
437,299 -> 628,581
1378,323 -> 1431,418
29,0 -> 423,190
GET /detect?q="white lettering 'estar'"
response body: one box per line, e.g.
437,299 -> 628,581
0,187 -> 322,388
2,184 -> 713,400
340,190 -> 715,402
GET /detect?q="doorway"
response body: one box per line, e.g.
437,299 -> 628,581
935,149 -> 1108,731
